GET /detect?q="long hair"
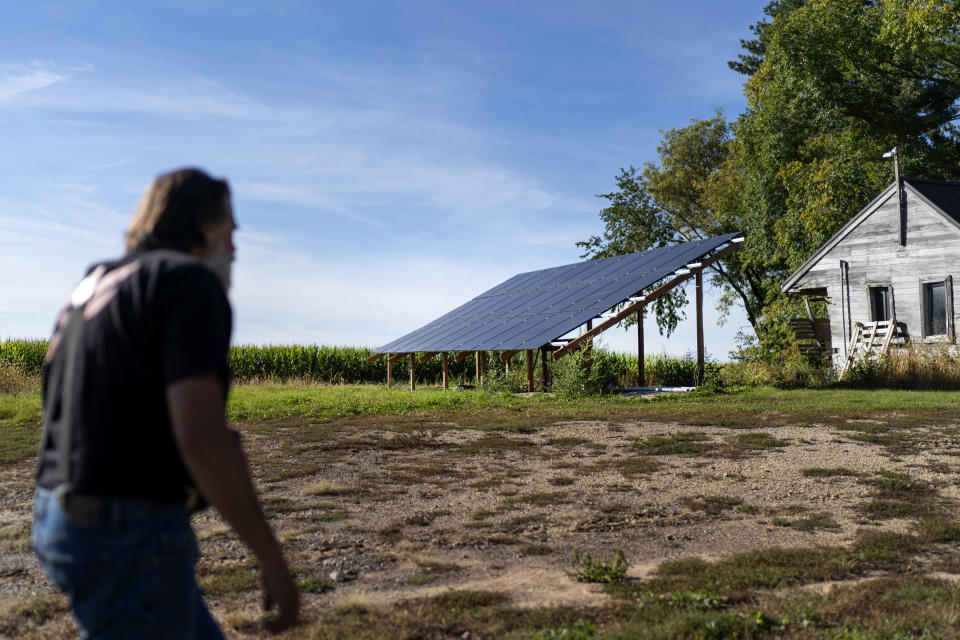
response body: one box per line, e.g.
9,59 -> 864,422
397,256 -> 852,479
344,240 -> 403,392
125,168 -> 231,253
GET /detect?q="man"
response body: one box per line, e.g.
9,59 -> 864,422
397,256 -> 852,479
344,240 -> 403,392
32,168 -> 298,638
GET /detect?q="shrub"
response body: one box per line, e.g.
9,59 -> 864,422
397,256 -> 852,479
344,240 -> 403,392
569,549 -> 629,584
552,349 -> 620,397
722,346 -> 833,389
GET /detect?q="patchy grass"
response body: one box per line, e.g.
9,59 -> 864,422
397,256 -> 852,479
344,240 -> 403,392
632,432 -> 713,456
297,576 -> 334,594
196,561 -> 259,596
614,456 -> 661,478
680,495 -> 743,516
520,544 -> 553,556
772,512 -> 841,532
643,547 -> 864,594
721,432 -> 789,457
801,466 -> 860,478
0,593 -> 70,637
0,522 -> 31,551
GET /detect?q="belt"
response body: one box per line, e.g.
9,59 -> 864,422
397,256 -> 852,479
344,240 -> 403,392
53,485 -> 199,526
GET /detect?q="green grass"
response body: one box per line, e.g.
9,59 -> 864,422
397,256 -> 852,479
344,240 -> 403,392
0,391 -> 43,464
4,383 -> 960,468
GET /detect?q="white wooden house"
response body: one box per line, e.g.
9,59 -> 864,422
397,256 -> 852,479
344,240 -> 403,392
782,178 -> 960,369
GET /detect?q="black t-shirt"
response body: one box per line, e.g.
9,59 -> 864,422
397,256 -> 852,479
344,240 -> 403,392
36,249 -> 231,504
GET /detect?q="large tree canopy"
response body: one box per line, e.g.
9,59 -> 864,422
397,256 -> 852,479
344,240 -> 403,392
584,0 -> 960,357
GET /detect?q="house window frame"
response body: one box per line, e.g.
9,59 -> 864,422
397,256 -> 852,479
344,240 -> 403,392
865,283 -> 894,323
919,275 -> 955,342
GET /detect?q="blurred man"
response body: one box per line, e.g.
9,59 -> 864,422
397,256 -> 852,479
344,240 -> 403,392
32,168 -> 298,638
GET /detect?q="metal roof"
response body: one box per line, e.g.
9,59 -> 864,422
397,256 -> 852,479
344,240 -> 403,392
907,178 -> 960,227
375,232 -> 742,353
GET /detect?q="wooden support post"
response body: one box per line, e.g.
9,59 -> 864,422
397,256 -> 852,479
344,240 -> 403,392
387,353 -> 393,387
409,353 -> 416,391
541,346 -> 549,390
526,349 -> 534,392
442,352 -> 449,390
637,310 -> 645,387
475,351 -> 486,385
585,319 -> 593,365
696,268 -> 704,383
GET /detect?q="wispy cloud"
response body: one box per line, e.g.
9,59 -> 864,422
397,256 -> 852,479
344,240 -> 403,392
0,62 -> 69,102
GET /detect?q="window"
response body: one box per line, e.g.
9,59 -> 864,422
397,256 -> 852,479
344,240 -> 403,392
921,275 -> 954,340
869,286 -> 891,322
924,281 -> 947,336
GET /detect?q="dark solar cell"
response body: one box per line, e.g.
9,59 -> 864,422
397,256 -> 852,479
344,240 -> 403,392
375,233 -> 741,353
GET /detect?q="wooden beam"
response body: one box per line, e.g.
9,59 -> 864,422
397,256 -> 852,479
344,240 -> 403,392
442,352 -> 449,390
526,349 -> 534,392
388,353 -> 407,364
454,351 -> 472,363
409,353 -> 416,391
499,350 -> 521,363
553,241 -> 741,361
366,352 -> 386,363
637,310 -> 644,386
418,351 -> 439,363
387,354 -> 393,387
696,268 -> 704,383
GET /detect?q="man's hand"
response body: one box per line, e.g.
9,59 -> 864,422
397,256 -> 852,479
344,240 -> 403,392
262,555 -> 299,633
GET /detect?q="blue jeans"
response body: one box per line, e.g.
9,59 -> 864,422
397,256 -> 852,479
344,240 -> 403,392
32,487 -> 225,640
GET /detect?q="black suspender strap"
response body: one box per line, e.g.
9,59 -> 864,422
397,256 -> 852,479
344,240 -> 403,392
38,266 -> 105,511
55,306 -> 86,491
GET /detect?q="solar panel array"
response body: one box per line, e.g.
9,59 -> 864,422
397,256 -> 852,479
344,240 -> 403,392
375,233 -> 741,354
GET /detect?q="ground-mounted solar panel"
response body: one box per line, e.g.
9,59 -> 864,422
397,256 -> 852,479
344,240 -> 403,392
374,233 -> 742,354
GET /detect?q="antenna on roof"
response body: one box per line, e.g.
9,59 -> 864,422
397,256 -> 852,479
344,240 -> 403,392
883,147 -> 906,246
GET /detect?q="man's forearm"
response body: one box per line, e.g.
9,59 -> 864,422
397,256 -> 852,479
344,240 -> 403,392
180,429 -> 283,564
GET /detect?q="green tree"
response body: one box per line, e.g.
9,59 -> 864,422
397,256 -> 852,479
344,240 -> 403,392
741,0 -> 960,271
578,112 -> 767,338
585,0 -> 960,358
728,0 -> 807,76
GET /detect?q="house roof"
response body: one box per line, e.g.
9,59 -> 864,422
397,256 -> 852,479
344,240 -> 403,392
374,232 -> 742,354
908,178 -> 960,227
782,179 -> 960,294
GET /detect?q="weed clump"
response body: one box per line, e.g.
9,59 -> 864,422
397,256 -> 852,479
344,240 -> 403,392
569,549 -> 629,584
844,344 -> 960,390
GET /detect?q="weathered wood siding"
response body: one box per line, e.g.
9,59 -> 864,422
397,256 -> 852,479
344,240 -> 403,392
790,189 -> 960,367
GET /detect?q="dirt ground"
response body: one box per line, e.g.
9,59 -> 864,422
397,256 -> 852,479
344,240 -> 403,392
2,416 -> 960,637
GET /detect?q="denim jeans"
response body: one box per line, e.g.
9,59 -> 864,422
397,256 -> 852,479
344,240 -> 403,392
32,487 -> 225,640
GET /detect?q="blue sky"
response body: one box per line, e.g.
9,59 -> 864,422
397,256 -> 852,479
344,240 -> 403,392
1,1 -> 767,357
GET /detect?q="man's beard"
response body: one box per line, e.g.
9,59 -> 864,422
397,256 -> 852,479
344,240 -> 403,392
204,240 -> 233,291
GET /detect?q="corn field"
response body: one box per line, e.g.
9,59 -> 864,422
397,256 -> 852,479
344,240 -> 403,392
1,339 -> 714,387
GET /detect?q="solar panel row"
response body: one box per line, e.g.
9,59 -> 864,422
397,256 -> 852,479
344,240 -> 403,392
375,232 -> 741,353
